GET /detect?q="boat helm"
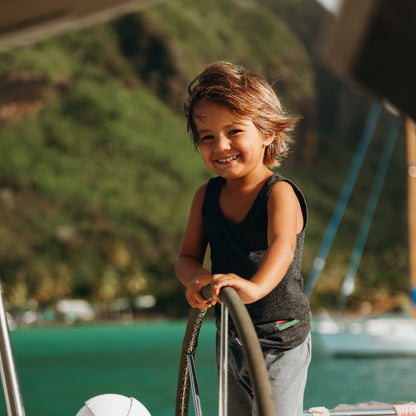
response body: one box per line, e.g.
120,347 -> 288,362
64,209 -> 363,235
76,393 -> 152,416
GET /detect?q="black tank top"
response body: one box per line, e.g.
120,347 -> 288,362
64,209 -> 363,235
202,173 -> 311,350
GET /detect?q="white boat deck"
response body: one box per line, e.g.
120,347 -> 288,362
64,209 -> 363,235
303,400 -> 416,415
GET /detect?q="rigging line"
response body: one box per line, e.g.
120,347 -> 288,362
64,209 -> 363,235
338,117 -> 402,310
304,102 -> 382,298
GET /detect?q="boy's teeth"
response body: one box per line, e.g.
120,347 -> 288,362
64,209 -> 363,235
218,156 -> 237,162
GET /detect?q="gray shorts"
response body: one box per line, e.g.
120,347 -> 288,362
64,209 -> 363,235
217,333 -> 311,416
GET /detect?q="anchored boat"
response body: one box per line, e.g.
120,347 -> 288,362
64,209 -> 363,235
307,114 -> 416,358
313,314 -> 416,357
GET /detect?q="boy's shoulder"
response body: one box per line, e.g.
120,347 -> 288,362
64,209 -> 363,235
194,182 -> 208,199
201,176 -> 224,194
194,178 -> 220,204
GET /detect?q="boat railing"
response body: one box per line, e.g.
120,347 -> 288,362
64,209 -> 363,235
0,279 -> 413,416
304,409 -> 396,416
176,285 -> 415,416
0,281 -> 26,416
175,285 -> 276,416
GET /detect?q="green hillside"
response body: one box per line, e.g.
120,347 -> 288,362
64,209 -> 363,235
0,0 -> 410,317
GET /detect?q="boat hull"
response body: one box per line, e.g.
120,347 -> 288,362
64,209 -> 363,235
313,316 -> 416,357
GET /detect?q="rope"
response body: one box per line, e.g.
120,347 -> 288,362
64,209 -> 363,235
338,117 -> 401,309
394,403 -> 416,416
175,308 -> 207,416
304,103 -> 382,298
307,406 -> 330,415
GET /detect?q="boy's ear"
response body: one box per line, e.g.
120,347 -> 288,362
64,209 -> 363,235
263,132 -> 275,146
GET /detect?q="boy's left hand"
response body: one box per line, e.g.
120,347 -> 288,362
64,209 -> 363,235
212,273 -> 261,304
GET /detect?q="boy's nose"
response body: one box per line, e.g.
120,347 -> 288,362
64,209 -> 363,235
216,135 -> 231,151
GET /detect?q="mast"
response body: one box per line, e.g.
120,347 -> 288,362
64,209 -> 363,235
405,116 -> 416,318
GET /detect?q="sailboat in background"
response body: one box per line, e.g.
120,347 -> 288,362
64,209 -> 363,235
313,314 -> 416,357
311,115 -> 416,357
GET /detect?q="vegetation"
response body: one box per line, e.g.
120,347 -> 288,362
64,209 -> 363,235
0,0 -> 410,317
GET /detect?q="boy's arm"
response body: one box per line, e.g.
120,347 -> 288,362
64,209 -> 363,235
212,181 -> 302,303
176,184 -> 214,309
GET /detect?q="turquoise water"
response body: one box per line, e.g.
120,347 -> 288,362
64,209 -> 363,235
1,320 -> 415,416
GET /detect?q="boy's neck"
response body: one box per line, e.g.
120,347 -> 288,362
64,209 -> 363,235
222,167 -> 274,194
219,168 -> 274,223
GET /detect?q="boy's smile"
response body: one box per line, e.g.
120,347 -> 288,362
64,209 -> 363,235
216,155 -> 239,164
194,102 -> 274,183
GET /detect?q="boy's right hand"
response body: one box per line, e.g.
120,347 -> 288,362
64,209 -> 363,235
186,277 -> 216,309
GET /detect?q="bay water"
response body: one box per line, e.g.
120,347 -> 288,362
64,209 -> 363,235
1,320 -> 415,416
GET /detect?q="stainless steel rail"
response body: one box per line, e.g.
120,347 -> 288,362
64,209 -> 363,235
303,410 -> 396,415
218,302 -> 228,416
0,280 -> 26,416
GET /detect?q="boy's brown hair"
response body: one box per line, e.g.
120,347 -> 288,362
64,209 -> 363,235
185,61 -> 299,167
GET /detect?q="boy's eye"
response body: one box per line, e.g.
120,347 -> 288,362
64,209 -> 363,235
229,129 -> 241,135
200,135 -> 214,141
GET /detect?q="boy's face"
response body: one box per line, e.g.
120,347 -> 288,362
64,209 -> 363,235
193,102 -> 274,181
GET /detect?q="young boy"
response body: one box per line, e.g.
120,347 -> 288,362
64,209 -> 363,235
175,61 -> 311,416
